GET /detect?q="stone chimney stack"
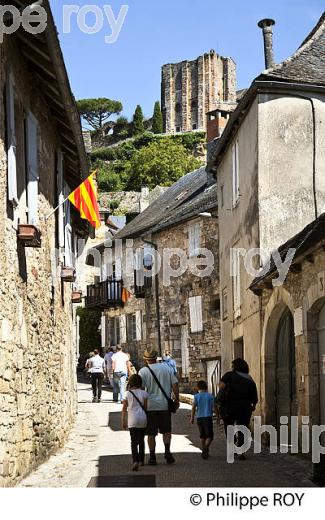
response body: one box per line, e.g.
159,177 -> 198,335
258,18 -> 276,69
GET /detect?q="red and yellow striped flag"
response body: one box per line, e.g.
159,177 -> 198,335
122,287 -> 132,303
68,172 -> 101,229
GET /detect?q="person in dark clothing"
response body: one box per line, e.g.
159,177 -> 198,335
217,358 -> 258,460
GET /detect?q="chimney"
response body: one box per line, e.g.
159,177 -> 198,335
258,18 -> 276,69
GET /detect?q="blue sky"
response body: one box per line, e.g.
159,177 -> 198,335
51,0 -> 324,121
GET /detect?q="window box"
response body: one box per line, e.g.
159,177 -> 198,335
17,224 -> 41,248
61,266 -> 76,283
71,290 -> 82,303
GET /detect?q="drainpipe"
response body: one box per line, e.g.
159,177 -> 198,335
143,239 -> 162,357
258,18 -> 276,69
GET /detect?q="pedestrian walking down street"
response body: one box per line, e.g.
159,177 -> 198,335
217,358 -> 258,460
87,349 -> 106,403
121,374 -> 148,472
112,346 -> 131,402
191,380 -> 216,459
104,347 -> 114,387
139,349 -> 179,466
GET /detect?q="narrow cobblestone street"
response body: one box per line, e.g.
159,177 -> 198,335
19,381 -> 316,488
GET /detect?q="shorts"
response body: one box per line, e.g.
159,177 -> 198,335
197,417 -> 214,440
146,410 -> 172,436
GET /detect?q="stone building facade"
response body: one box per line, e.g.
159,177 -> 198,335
87,167 -> 221,392
161,50 -> 236,134
250,215 -> 325,444
0,2 -> 89,486
207,14 -> 325,426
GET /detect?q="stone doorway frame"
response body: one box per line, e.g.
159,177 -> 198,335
260,287 -> 295,427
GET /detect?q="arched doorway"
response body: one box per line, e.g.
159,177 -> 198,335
317,303 -> 325,427
275,310 -> 296,430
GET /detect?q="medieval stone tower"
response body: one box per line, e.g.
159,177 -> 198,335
161,50 -> 236,134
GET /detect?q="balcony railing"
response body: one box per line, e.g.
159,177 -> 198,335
85,279 -> 123,309
134,270 -> 153,298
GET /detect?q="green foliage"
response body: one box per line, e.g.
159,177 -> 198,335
90,131 -> 205,193
125,140 -> 202,190
132,105 -> 145,136
113,116 -> 130,140
152,101 -> 163,134
76,308 -> 101,357
77,98 -> 123,131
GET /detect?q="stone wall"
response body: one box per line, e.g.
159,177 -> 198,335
146,215 -> 220,391
101,214 -> 220,392
0,38 -> 78,487
257,243 -> 325,429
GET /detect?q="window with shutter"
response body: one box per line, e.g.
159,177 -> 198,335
57,150 -> 65,249
232,248 -> 241,318
189,296 -> 203,333
188,223 -> 201,257
135,310 -> 142,341
120,315 -> 127,344
181,325 -> 189,377
64,192 -> 74,267
232,139 -> 240,206
6,74 -> 18,208
101,315 -> 106,350
26,112 -> 39,225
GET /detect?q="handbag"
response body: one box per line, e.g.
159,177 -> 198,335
129,390 -> 147,416
147,366 -> 177,414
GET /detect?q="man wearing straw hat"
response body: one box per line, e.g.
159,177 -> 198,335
139,349 -> 179,465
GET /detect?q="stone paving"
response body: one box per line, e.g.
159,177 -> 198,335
20,381 -> 317,488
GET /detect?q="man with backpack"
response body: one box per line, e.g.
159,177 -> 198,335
139,349 -> 179,466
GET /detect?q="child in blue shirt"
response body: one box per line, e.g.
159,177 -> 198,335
191,380 -> 216,459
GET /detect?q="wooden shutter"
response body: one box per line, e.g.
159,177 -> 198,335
189,296 -> 203,333
135,310 -> 142,341
26,112 -> 39,225
120,314 -> 127,344
64,193 -> 73,267
101,314 -> 106,350
189,223 -> 201,257
57,150 -> 65,249
6,74 -> 18,207
181,325 -> 189,376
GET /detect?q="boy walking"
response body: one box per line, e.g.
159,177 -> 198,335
191,380 -> 216,459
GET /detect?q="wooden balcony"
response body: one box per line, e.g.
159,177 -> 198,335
85,279 -> 124,309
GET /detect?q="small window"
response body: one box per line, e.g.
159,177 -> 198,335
220,185 -> 224,208
232,139 -> 240,206
176,126 -> 181,133
175,103 -> 181,113
210,297 -> 220,317
222,288 -> 228,320
234,337 -> 244,359
127,313 -> 137,342
192,123 -> 197,130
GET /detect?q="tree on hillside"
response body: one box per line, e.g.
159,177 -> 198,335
125,140 -> 202,190
152,101 -> 163,134
132,105 -> 145,136
113,116 -> 130,140
77,98 -> 123,133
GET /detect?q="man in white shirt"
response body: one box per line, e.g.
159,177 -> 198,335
112,346 -> 131,402
139,349 -> 179,466
87,349 -> 106,403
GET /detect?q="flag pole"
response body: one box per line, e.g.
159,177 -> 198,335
45,195 -> 69,221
